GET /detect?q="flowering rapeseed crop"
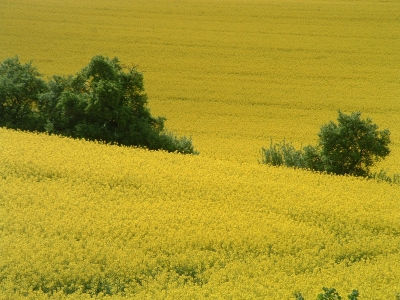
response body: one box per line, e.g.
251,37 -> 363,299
0,129 -> 399,299
0,0 -> 399,298
0,0 -> 399,165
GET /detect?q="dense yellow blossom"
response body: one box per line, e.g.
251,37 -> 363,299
0,0 -> 399,298
0,129 -> 399,299
0,0 -> 399,165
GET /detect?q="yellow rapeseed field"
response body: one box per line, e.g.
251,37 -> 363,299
0,0 -> 399,165
0,129 -> 399,299
1,0 -> 400,298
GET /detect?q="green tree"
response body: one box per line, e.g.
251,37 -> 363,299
38,74 -> 78,134
39,55 -> 197,154
318,111 -> 390,177
0,55 -> 197,154
260,111 -> 391,178
0,56 -> 47,130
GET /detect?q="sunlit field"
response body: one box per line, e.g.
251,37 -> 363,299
1,0 -> 399,165
0,129 -> 399,299
1,0 -> 400,298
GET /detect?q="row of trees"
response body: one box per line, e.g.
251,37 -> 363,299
261,111 -> 392,178
0,55 -> 198,154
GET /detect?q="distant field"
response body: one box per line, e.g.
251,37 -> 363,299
0,129 -> 399,299
0,0 -> 399,167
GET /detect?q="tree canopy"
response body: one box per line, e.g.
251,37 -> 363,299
0,55 -> 198,154
261,111 -> 391,178
318,111 -> 390,177
0,56 -> 47,130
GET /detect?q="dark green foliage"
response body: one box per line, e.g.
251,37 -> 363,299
0,56 -> 47,130
42,55 -> 168,148
347,290 -> 359,300
318,111 -> 390,177
260,140 -> 323,171
316,288 -> 359,300
294,292 -> 305,300
0,55 -> 198,154
302,144 -> 325,172
369,170 -> 400,185
317,287 -> 342,300
261,111 -> 391,178
293,288 -> 359,300
260,139 -> 304,168
157,131 -> 199,155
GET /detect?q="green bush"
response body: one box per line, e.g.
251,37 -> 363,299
157,131 -> 199,155
318,111 -> 390,177
0,56 -> 47,130
260,139 -> 289,166
260,140 -> 324,171
0,55 -> 198,154
261,111 -> 392,178
260,139 -> 306,168
369,169 -> 400,185
294,287 -> 359,300
316,287 -> 343,300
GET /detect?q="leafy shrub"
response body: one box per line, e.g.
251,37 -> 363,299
369,169 -> 400,185
157,131 -> 199,155
261,111 -> 391,178
260,139 -> 324,171
294,288 -> 359,300
316,287 -> 343,300
260,139 -> 305,168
